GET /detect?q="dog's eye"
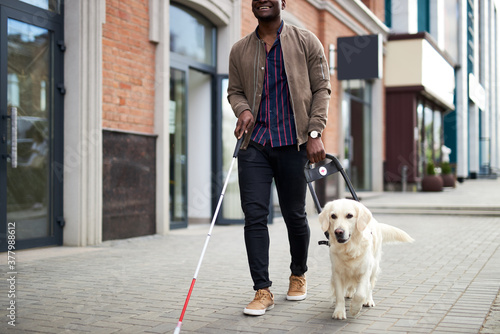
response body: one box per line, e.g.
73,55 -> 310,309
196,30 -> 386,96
331,214 -> 337,219
346,213 -> 353,219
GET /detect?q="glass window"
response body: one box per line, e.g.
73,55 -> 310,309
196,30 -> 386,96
433,110 -> 442,162
347,80 -> 365,100
343,80 -> 372,191
19,0 -> 61,13
418,0 -> 430,32
417,102 -> 424,177
419,99 -> 445,174
444,0 -> 459,61
424,104 -> 434,165
169,69 -> 188,226
385,0 -> 392,28
170,3 -> 216,66
7,18 -> 52,239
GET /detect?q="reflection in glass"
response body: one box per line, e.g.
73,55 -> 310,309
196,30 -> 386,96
169,69 -> 187,224
7,19 -> 51,240
433,110 -> 442,162
424,105 -> 434,164
18,0 -> 61,13
170,4 -> 216,66
348,80 -> 365,100
417,102 -> 424,177
343,80 -> 372,191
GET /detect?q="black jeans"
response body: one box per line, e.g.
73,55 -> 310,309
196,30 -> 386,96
238,141 -> 310,290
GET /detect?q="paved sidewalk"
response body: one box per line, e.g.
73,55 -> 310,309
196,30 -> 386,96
360,178 -> 500,215
1,179 -> 499,333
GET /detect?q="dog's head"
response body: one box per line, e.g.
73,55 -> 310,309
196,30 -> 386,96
318,199 -> 373,244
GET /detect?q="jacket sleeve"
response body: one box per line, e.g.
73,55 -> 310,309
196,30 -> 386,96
307,34 -> 331,133
227,45 -> 251,118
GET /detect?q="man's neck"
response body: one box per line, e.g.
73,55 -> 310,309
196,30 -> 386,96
257,19 -> 282,39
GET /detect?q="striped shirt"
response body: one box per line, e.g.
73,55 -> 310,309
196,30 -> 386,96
251,21 -> 297,147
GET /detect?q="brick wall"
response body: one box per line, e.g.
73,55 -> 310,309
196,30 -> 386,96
321,14 -> 358,156
361,0 -> 386,22
102,0 -> 156,134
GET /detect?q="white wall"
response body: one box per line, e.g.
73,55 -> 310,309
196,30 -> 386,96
390,0 -> 419,33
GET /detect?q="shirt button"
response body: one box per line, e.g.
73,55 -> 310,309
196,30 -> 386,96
261,67 -> 265,70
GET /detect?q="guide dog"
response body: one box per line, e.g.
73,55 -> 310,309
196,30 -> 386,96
318,199 -> 414,319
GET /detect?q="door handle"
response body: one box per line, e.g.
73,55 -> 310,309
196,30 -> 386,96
9,107 -> 17,168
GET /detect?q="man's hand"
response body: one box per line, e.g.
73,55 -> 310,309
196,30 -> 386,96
306,137 -> 326,163
234,110 -> 254,139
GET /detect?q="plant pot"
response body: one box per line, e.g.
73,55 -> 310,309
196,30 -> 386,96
440,174 -> 455,188
421,175 -> 443,192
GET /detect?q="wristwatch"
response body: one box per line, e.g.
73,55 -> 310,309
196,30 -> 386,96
308,130 -> 321,139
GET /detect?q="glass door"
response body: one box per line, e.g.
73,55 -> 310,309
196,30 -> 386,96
215,77 -> 243,224
0,3 -> 64,251
342,80 -> 372,191
342,92 -> 354,184
169,67 -> 188,229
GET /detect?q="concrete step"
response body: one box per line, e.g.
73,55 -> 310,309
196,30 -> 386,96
368,205 -> 500,216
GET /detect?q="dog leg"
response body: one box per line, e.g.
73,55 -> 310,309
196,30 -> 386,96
346,286 -> 355,299
364,289 -> 375,307
332,276 -> 347,320
350,277 -> 370,316
364,263 -> 378,307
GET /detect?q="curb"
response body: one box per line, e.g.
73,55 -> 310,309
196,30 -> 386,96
368,205 -> 500,216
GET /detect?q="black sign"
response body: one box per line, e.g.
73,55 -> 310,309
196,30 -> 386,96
337,34 -> 382,80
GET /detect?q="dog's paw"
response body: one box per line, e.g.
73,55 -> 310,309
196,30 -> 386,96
350,301 -> 363,317
363,299 -> 375,307
332,308 -> 347,320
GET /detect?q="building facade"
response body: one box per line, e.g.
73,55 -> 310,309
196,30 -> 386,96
384,0 -> 500,189
4,0 -> 496,251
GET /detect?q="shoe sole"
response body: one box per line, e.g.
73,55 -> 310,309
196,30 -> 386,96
243,304 -> 274,316
286,293 -> 307,301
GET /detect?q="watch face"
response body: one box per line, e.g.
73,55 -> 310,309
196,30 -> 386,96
310,131 -> 318,138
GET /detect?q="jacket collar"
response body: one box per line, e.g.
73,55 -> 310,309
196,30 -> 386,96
254,20 -> 285,40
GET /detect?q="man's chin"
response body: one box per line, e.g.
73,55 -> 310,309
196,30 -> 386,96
253,12 -> 280,22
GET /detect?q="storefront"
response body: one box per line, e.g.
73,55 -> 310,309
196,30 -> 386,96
1,0 -> 390,250
342,80 -> 374,191
384,33 -> 455,190
334,34 -> 385,194
168,2 -> 244,228
1,0 -> 244,250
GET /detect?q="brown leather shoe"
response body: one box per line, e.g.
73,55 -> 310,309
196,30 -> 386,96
287,274 -> 307,301
243,289 -> 274,316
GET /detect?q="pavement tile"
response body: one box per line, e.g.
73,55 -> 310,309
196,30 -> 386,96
91,320 -> 138,331
434,324 -> 483,333
1,179 -> 499,333
339,322 -> 370,332
367,319 -> 397,331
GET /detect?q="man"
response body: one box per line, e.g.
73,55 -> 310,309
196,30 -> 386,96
227,0 -> 331,316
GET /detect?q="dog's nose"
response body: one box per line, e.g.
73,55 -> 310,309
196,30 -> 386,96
334,229 -> 344,237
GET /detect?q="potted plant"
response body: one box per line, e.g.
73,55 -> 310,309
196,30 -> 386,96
421,161 -> 443,192
440,161 -> 455,187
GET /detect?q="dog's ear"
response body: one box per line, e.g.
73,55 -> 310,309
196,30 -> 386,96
318,203 -> 332,232
355,201 -> 373,232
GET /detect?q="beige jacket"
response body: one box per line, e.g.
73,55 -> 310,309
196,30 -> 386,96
227,22 -> 331,150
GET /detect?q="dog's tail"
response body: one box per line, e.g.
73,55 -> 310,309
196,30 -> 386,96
379,223 -> 414,244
